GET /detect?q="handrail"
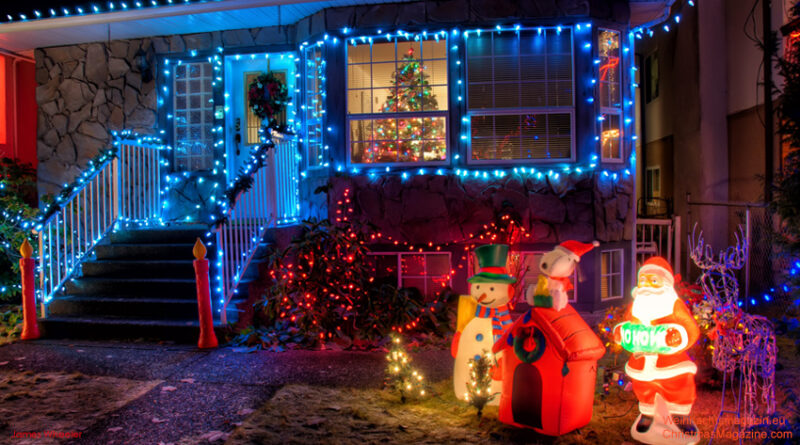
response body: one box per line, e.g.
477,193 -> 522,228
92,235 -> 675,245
215,137 -> 300,323
35,139 -> 163,306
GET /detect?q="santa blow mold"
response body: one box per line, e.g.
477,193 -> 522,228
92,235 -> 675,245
452,244 -> 515,403
614,257 -> 701,445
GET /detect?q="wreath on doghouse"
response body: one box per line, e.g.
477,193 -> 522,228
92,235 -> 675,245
248,71 -> 290,131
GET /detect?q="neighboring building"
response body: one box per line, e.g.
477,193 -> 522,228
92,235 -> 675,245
634,0 -> 787,293
0,0 -> 677,333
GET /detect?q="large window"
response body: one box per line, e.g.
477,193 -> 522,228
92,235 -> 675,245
347,38 -> 448,165
368,252 -> 451,298
598,29 -> 623,162
304,45 -> 325,168
173,61 -> 214,171
466,27 -> 574,162
600,249 -> 624,300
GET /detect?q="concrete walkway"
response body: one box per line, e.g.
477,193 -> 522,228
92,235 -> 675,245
0,340 -> 453,444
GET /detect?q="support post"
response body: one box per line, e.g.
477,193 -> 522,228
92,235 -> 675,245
19,239 -> 40,340
193,238 -> 218,349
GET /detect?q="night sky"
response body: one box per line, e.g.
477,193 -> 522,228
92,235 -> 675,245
0,0 -> 210,19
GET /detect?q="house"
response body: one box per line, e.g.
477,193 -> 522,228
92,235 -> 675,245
0,0 -> 677,337
492,303 -> 606,435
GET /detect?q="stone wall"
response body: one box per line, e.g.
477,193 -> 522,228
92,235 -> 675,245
329,172 -> 634,246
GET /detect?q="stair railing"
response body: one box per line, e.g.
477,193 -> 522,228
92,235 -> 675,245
35,139 -> 164,307
215,135 -> 300,323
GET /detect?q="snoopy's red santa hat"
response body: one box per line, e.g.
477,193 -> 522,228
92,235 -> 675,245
638,257 -> 675,287
555,240 -> 600,262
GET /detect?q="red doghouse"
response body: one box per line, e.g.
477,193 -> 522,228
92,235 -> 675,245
493,304 -> 605,436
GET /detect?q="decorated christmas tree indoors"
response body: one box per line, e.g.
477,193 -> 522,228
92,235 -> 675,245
368,47 -> 445,163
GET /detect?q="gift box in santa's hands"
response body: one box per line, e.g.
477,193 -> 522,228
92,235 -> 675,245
493,304 -> 605,436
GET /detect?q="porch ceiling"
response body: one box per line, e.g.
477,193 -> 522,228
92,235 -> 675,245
0,0 -> 416,53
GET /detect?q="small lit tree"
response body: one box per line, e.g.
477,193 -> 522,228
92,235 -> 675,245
384,334 -> 427,403
465,351 -> 497,417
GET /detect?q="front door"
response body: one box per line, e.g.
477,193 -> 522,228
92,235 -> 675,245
223,52 -> 296,183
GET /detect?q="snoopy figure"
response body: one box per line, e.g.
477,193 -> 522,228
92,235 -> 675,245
527,241 -> 599,311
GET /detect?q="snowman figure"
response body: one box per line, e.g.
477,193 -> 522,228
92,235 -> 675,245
528,240 -> 598,311
452,244 -> 516,403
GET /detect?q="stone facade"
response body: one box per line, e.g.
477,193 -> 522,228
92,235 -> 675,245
329,172 -> 634,246
34,0 -> 629,197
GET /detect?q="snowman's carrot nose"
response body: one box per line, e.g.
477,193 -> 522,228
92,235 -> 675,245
477,293 -> 487,303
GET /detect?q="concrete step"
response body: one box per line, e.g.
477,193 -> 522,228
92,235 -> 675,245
108,226 -> 209,244
94,243 -> 198,260
48,295 -> 203,320
65,277 -> 198,298
39,316 -> 225,343
81,260 -> 196,279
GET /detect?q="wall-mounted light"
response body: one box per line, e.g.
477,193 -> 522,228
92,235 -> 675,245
134,48 -> 153,83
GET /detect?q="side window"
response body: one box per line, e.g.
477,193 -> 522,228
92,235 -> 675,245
367,252 -> 452,298
173,61 -> 214,171
598,29 -> 623,162
600,249 -> 624,300
304,46 -> 325,168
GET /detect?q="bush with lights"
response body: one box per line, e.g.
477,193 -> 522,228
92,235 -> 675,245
0,158 -> 38,301
384,334 -> 428,403
464,351 -> 497,417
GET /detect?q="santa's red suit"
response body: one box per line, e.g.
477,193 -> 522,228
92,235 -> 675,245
616,258 -> 700,417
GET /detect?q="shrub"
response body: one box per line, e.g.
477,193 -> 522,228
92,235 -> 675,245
0,158 -> 38,302
237,218 -> 453,350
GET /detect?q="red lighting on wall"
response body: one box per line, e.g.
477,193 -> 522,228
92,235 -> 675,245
0,55 -> 6,145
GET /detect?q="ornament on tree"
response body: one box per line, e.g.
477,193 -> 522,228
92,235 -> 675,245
613,257 -> 701,445
527,241 -> 598,311
384,334 -> 427,403
364,47 -> 445,163
465,352 -> 498,418
452,244 -> 514,405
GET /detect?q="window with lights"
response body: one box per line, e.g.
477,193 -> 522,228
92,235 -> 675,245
466,27 -> 574,163
172,61 -> 215,171
600,249 -> 624,300
347,37 -> 449,166
368,252 -> 452,298
304,45 -> 326,168
598,29 -> 623,162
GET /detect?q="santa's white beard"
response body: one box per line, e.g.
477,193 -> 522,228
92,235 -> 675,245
631,285 -> 678,325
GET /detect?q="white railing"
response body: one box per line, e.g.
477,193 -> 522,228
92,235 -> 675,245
635,216 -> 682,275
36,140 -> 163,306
216,137 -> 300,323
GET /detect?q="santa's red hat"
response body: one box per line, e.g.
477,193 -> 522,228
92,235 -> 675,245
555,240 -> 600,262
638,257 -> 674,287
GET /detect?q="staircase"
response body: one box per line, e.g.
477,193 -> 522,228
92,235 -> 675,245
40,227 -> 251,343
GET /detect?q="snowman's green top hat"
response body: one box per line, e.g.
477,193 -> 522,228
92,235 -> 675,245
468,244 -> 517,284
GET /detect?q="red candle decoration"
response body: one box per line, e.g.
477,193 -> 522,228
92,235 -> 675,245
193,238 -> 218,349
19,239 -> 40,340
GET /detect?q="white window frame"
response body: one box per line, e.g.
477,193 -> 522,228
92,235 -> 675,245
598,28 -> 624,163
369,251 -> 452,296
600,248 -> 624,301
646,166 -> 661,199
346,36 -> 450,167
465,26 -> 576,165
303,45 -> 326,170
172,61 -> 215,172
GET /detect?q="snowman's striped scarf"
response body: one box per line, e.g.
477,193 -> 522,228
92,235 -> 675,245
475,305 -> 513,342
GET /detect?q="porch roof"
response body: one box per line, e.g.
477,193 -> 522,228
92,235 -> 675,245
0,0 -> 675,54
0,0 -> 415,53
